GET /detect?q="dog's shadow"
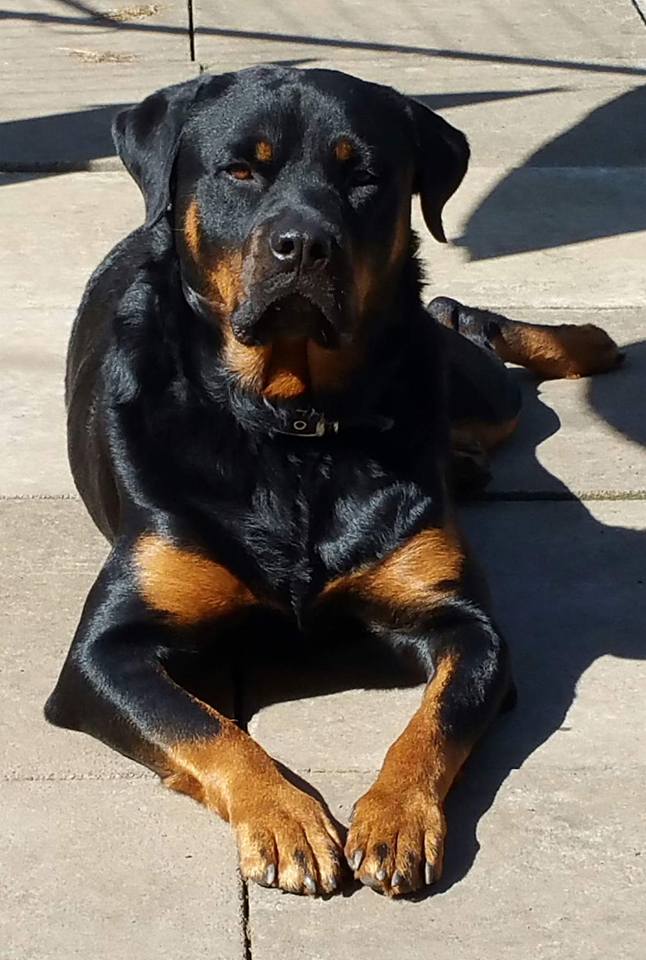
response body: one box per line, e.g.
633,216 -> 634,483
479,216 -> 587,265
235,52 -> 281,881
178,340 -> 645,896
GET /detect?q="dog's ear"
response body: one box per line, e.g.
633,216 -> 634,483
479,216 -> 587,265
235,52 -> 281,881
112,75 -> 230,225
408,99 -> 470,243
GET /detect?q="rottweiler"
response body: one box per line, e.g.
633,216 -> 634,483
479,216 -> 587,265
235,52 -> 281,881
45,66 -> 621,897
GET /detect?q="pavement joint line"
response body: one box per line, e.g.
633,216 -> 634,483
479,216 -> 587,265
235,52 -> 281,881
0,494 -> 80,501
2,770 -> 155,782
6,762 -> 644,784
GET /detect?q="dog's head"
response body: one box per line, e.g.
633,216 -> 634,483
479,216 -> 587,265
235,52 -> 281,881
114,67 -> 468,398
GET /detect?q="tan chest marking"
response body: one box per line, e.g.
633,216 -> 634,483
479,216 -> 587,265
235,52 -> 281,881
323,526 -> 465,610
262,336 -> 311,399
135,535 -> 256,625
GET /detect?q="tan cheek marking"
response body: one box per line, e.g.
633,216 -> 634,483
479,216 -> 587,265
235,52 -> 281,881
335,138 -> 354,162
184,199 -> 201,260
255,140 -> 273,162
323,526 -> 465,608
222,331 -> 270,392
136,534 -> 257,625
183,201 -> 244,324
207,251 -> 245,317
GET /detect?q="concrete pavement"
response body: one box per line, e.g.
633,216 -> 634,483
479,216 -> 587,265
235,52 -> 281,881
1,2 -> 645,957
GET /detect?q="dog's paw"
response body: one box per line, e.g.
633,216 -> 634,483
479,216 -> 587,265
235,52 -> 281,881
345,784 -> 445,897
557,323 -> 624,379
232,783 -> 344,896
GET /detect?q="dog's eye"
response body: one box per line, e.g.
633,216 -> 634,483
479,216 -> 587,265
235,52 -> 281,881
225,163 -> 253,181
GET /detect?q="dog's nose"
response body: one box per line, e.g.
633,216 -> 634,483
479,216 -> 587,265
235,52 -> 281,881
269,224 -> 331,271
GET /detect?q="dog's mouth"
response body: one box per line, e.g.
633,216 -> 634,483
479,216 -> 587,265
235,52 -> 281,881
234,293 -> 340,348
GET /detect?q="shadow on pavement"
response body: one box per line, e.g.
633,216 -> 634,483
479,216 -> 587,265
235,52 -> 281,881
0,86 -> 562,177
437,341 -> 646,896
4,4 -> 646,78
460,85 -> 646,260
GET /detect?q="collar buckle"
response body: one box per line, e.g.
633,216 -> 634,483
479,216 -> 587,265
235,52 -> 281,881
282,409 -> 339,438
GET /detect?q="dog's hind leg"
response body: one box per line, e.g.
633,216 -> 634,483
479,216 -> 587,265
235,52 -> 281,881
428,296 -> 623,380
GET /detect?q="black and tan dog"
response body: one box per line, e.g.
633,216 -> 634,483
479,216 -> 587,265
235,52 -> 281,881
45,66 -> 621,897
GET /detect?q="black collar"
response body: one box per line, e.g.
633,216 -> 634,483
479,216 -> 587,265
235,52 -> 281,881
181,278 -> 394,440
263,402 -> 393,439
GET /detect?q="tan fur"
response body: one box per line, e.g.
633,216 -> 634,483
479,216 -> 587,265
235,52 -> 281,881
262,337 -> 310,399
493,322 -> 621,379
334,138 -> 354,162
255,140 -> 273,162
345,652 -> 469,895
135,534 -> 256,625
184,198 -> 201,260
323,525 -> 465,609
207,251 -> 245,316
165,714 -> 342,894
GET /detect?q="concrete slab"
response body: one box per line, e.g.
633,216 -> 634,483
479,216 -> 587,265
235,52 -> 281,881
0,64 -> 200,171
0,1 -> 196,169
0,497 -> 126,778
0,174 -> 141,310
0,499 -> 236,779
0,0 -> 190,64
247,768 -> 646,960
0,779 -> 245,960
419,166 -> 646,306
485,308 -> 646,496
1,311 -> 73,497
195,0 -> 646,66
247,500 -> 646,773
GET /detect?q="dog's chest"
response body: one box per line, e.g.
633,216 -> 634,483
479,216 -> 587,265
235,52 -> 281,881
227,451 -> 435,618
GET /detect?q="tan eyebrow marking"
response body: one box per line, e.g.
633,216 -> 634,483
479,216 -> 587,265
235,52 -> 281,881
334,138 -> 354,162
255,140 -> 273,162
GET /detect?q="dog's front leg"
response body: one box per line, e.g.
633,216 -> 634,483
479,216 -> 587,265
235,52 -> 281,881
45,535 -> 343,896
323,523 -> 513,896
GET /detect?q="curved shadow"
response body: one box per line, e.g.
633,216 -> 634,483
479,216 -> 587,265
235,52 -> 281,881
460,85 -> 646,261
587,339 -> 646,449
437,343 -> 646,893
